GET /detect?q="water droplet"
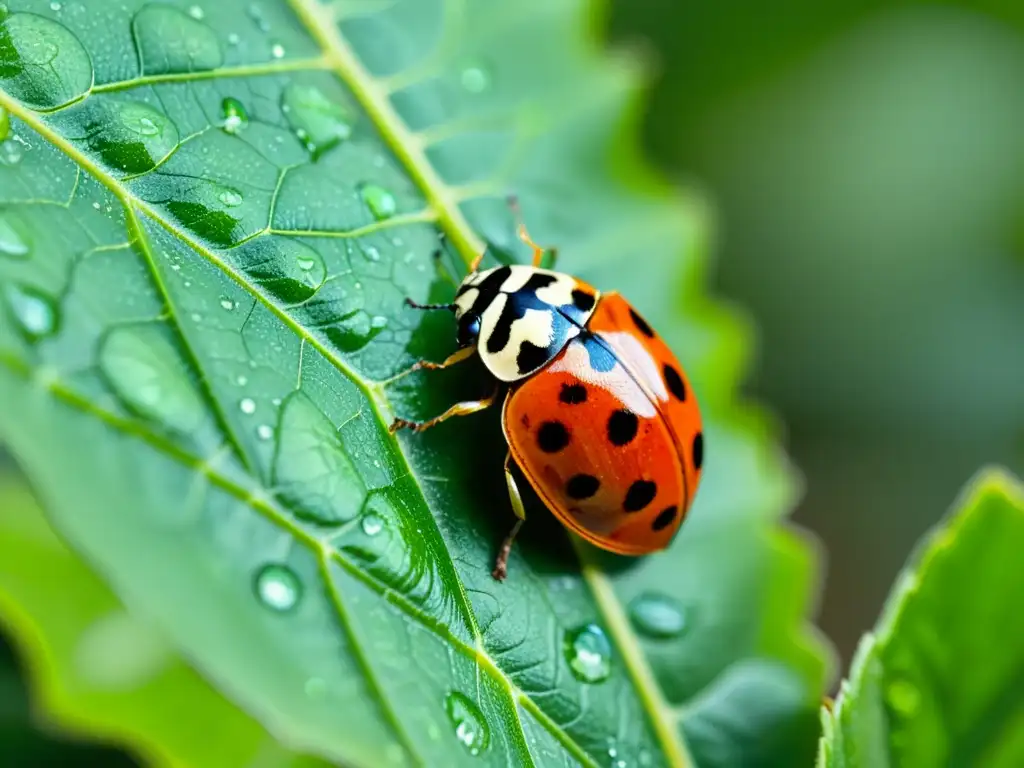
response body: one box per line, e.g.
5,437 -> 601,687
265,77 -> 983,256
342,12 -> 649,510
460,63 -> 490,94
76,99 -> 178,174
364,245 -> 380,262
91,201 -> 101,210
444,691 -> 490,756
280,83 -> 355,160
239,397 -> 256,414
220,96 -> 249,135
0,12 -> 93,109
564,624 -> 612,683
187,4 -> 204,20
234,237 -> 326,303
0,211 -> 31,259
270,41 -> 285,59
254,563 -> 302,612
133,6 -> 222,75
0,135 -> 26,166
49,1 -> 62,10
323,309 -> 388,353
359,183 -> 396,221
628,592 -> 689,640
361,513 -> 384,536
304,677 -> 327,699
218,187 -> 243,207
370,315 -> 387,331
886,677 -> 920,716
99,324 -> 205,434
227,32 -> 240,45
256,424 -> 273,441
273,392 -> 365,525
236,374 -> 248,386
3,283 -> 58,341
219,297 -> 235,310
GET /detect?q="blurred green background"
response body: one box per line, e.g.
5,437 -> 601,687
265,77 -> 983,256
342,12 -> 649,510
3,0 -> 1024,763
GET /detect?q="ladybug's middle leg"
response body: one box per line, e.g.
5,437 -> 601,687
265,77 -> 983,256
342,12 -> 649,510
492,451 -> 527,581
507,195 -> 557,269
388,385 -> 500,434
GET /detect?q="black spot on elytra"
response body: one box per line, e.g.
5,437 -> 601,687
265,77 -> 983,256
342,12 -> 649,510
629,307 -> 655,338
566,473 -> 600,499
559,382 -> 588,405
663,363 -> 686,401
624,479 -> 657,512
652,506 -> 677,531
537,420 -> 570,453
607,409 -> 639,446
692,431 -> 704,470
572,289 -> 595,312
517,341 -> 550,374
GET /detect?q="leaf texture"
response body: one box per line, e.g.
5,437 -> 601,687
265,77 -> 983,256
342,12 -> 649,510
818,469 -> 1024,768
0,1 -> 829,766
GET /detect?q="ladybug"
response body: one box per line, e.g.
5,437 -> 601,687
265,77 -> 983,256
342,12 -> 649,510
391,199 -> 704,580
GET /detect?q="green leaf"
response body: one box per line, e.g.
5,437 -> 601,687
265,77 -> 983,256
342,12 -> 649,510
818,468 -> 1024,768
0,1 -> 829,766
0,476 -> 326,767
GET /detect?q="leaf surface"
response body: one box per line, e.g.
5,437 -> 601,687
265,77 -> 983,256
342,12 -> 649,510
0,477 -> 326,767
0,1 -> 828,765
818,469 -> 1024,768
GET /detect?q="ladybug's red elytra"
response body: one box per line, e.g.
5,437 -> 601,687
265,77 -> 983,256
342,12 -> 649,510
390,199 -> 704,580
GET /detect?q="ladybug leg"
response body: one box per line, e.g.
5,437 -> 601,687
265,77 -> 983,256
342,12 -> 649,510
507,194 -> 556,268
388,385 -> 500,434
409,344 -> 475,373
492,451 -> 527,581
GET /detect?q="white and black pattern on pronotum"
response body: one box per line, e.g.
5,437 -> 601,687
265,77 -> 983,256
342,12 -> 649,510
453,265 -> 600,382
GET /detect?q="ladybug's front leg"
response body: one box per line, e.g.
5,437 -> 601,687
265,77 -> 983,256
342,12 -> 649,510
388,385 -> 500,434
493,451 -> 527,581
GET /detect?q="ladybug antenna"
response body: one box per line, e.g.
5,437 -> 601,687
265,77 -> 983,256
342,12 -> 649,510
404,297 -> 455,312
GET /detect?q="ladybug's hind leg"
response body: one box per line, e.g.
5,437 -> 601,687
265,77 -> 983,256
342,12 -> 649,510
389,385 -> 500,434
409,344 -> 475,373
493,451 -> 527,581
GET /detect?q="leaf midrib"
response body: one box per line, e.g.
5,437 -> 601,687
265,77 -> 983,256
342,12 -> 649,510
0,1 -> 695,763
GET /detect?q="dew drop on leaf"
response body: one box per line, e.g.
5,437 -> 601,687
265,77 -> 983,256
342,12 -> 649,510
444,691 -> 490,756
98,324 -> 205,434
361,513 -> 384,536
270,41 -> 285,59
0,211 -> 31,259
132,6 -> 222,75
0,11 -> 93,109
885,676 -> 921,716
187,4 -> 204,20
218,187 -> 243,207
460,63 -> 490,94
253,563 -> 302,613
220,96 -> 249,135
239,397 -> 256,415
76,99 -> 178,174
0,134 -> 27,166
304,676 -> 327,699
280,83 -> 354,160
628,592 -> 690,639
256,424 -> 273,441
564,623 -> 612,683
234,237 -> 326,303
358,183 -> 397,221
3,283 -> 59,341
